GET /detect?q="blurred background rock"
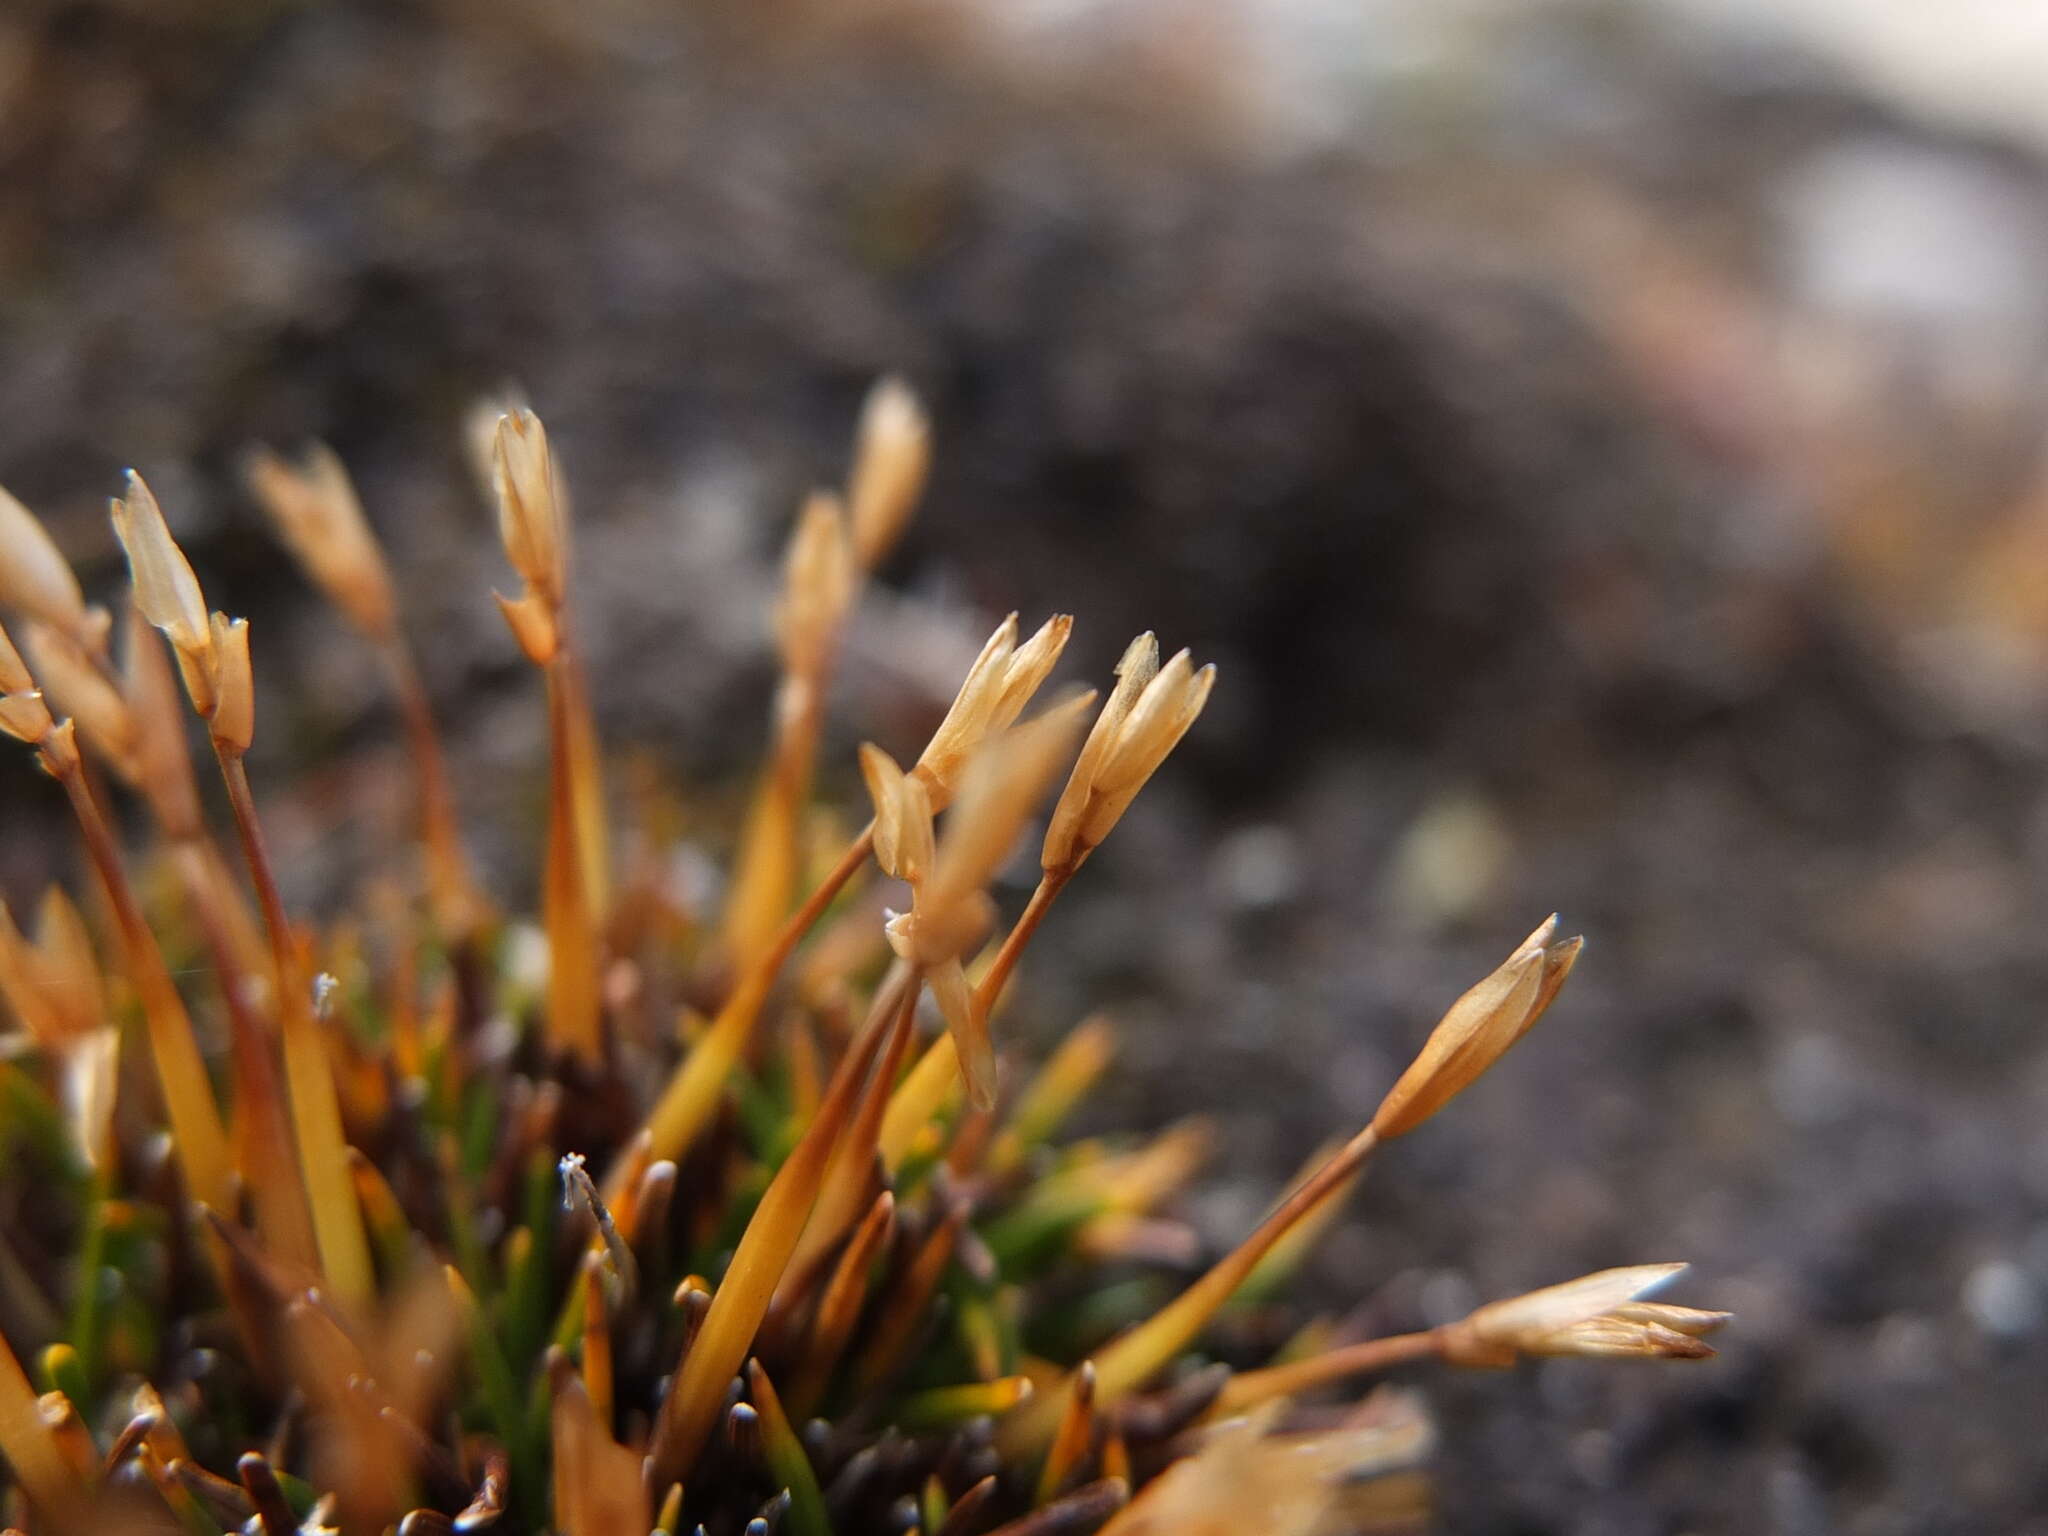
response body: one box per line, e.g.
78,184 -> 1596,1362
5,0 -> 2048,1529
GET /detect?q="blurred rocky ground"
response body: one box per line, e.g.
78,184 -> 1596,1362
5,1 -> 2048,1530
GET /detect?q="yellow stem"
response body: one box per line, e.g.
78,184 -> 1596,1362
644,969 -> 908,1493
54,760 -> 231,1212
382,639 -> 481,939
0,1327 -> 89,1531
1002,1124 -> 1383,1454
1210,1330 -> 1442,1416
217,750 -> 374,1310
543,658 -> 603,1063
610,823 -> 875,1202
974,866 -> 1071,1019
721,679 -> 823,971
169,839 -> 319,1274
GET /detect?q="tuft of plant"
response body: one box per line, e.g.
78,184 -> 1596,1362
0,382 -> 1725,1535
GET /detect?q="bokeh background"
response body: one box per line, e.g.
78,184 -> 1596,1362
6,1 -> 2048,1530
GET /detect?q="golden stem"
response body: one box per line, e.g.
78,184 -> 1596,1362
381,639 -> 480,939
1003,1123 -> 1383,1454
52,758 -> 231,1212
168,839 -> 319,1274
543,657 -> 603,1063
610,822 -> 875,1202
1211,1330 -> 1443,1416
643,967 -> 908,1494
974,864 -> 1072,1017
215,749 -> 374,1309
0,1328 -> 88,1533
722,679 -> 824,972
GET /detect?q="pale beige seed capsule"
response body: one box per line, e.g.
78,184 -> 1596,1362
987,615 -> 1074,736
1609,1301 -> 1735,1335
1044,632 -> 1158,872
1371,916 -> 1579,1140
860,743 -> 934,886
847,376 -> 930,570
207,613 -> 255,755
244,444 -> 397,639
1092,649 -> 1195,801
0,484 -> 94,645
913,613 -> 1018,800
491,409 -> 567,608
1075,658 -> 1215,852
23,624 -> 135,773
860,743 -> 909,878
1438,1262 -> 1725,1367
110,472 -> 211,660
774,491 -> 855,684
1529,1315 -> 1717,1360
921,691 -> 1094,933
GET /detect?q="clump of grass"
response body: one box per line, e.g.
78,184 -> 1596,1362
0,383 -> 1724,1535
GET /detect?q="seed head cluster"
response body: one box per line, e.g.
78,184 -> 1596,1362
0,379 -> 1724,1535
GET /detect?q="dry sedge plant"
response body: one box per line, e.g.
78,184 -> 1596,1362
0,381 -> 1724,1536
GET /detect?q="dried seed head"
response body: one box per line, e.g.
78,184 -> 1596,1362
919,691 -> 1094,949
244,444 -> 398,639
0,483 -> 97,649
489,409 -> 568,609
25,622 -> 135,774
912,613 -> 1017,799
774,492 -> 855,685
860,744 -> 933,886
988,614 -> 1074,736
1441,1263 -> 1727,1366
892,695 -> 1090,1108
1371,916 -> 1581,1140
207,613 -> 255,755
847,376 -> 929,570
1043,632 -> 1157,870
111,472 -> 211,661
912,612 -> 1074,807
1043,635 -> 1212,872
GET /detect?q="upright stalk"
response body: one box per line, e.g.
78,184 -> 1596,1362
215,749 -> 373,1309
52,756 -> 231,1213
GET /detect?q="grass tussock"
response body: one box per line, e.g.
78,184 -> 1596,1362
0,380 -> 1723,1534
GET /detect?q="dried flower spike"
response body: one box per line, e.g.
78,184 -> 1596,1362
846,375 -> 930,569
913,613 -> 1073,806
244,444 -> 398,640
1441,1263 -> 1731,1366
1371,914 -> 1583,1140
1042,635 -> 1213,874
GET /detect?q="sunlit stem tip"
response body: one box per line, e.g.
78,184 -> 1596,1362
1371,915 -> 1582,1140
1438,1263 -> 1730,1367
